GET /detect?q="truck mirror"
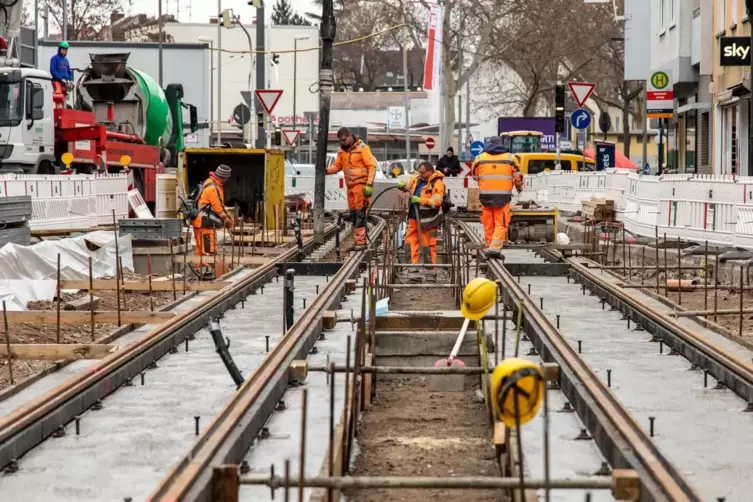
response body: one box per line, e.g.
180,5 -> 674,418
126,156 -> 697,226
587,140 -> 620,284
24,81 -> 33,118
189,105 -> 198,132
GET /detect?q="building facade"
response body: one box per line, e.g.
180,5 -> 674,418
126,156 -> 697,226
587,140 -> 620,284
713,0 -> 753,176
625,0 -> 714,173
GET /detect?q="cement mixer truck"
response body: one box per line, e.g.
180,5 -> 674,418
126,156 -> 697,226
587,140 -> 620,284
0,52 -> 197,204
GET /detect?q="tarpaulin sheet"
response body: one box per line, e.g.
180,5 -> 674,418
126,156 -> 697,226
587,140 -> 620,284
0,231 -> 134,310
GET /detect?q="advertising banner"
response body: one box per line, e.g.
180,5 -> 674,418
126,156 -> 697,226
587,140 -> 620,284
497,117 -> 571,152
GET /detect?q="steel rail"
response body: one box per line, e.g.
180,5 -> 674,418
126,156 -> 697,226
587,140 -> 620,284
0,222 -> 338,470
457,221 -> 700,502
148,216 -> 386,502
568,258 -> 753,403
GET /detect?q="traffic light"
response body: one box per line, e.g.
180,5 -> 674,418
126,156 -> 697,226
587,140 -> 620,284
555,84 -> 565,134
274,128 -> 282,146
272,53 -> 280,65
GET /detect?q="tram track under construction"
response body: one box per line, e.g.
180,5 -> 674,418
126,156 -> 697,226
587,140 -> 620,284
1,211 -> 752,502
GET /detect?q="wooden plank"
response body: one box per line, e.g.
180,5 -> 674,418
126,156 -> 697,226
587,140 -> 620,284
183,255 -> 270,266
232,233 -> 298,244
6,310 -> 176,324
0,343 -> 117,360
61,279 -> 231,292
64,295 -> 100,311
363,353 -> 373,410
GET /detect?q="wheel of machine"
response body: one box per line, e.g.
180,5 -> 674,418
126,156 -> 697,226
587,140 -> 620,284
37,161 -> 56,175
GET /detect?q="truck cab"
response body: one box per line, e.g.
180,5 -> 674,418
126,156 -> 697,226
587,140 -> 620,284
0,64 -> 56,174
500,131 -> 543,154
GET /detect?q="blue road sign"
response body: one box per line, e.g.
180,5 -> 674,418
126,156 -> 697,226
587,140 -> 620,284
571,109 -> 592,130
644,163 -> 651,175
470,141 -> 485,158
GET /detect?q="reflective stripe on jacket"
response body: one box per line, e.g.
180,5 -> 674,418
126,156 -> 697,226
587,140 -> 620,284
407,170 -> 446,219
326,139 -> 377,187
471,152 -> 523,207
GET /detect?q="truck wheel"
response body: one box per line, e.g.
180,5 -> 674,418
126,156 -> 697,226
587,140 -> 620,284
38,161 -> 55,175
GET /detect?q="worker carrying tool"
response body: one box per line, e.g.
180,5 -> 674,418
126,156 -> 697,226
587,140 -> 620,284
326,127 -> 377,251
50,41 -> 74,102
191,164 -> 233,279
471,136 -> 524,257
397,160 -> 446,268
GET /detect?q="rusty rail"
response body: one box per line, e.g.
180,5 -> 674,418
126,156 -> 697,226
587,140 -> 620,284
457,221 -> 701,502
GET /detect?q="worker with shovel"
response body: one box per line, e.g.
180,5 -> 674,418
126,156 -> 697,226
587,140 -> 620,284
191,164 -> 233,280
397,160 -> 446,280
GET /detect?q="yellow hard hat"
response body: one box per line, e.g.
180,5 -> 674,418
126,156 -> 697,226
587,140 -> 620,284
460,277 -> 497,321
490,358 -> 544,427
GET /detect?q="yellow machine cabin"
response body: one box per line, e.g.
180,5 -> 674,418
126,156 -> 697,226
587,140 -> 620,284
514,152 -> 596,175
500,131 -> 543,153
180,147 -> 285,229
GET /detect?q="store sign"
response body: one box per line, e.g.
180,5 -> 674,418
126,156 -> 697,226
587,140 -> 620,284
720,37 -> 751,66
595,141 -> 615,171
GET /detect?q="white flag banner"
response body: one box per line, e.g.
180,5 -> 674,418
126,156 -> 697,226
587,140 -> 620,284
422,3 -> 443,91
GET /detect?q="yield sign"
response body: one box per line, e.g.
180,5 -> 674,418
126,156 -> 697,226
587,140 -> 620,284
255,89 -> 283,115
282,129 -> 301,146
568,82 -> 596,108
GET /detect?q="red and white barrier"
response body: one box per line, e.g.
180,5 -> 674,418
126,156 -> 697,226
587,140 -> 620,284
0,173 -> 129,231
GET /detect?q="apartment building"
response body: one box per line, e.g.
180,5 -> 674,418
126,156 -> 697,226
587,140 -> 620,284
713,0 -> 753,175
625,0 -> 714,173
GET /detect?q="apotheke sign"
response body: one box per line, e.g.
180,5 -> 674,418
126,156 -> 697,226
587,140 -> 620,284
720,37 -> 751,66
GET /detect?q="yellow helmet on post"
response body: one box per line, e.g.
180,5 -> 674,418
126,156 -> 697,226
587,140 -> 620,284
460,277 -> 497,321
490,358 -> 544,427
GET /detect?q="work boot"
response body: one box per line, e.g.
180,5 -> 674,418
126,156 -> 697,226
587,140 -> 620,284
425,268 -> 438,283
484,248 -> 502,259
352,243 -> 367,252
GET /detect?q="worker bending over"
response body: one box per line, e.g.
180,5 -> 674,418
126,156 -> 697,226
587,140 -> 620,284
326,127 -> 377,251
398,160 -> 446,268
471,136 -> 523,257
191,164 -> 233,279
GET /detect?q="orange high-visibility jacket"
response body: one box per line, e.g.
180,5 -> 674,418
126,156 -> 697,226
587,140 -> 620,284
192,176 -> 230,228
471,152 -> 523,207
407,170 -> 446,214
326,139 -> 377,188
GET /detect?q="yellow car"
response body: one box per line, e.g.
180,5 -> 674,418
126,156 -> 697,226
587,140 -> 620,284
512,152 -> 596,175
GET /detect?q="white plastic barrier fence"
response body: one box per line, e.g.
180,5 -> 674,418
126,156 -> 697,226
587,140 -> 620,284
0,173 -> 128,231
285,169 -> 753,250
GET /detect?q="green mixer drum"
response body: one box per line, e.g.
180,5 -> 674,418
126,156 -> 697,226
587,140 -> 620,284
130,68 -> 172,147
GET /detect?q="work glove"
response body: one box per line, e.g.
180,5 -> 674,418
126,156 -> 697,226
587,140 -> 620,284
397,181 -> 407,191
225,218 -> 233,228
363,185 -> 373,197
410,196 -> 421,205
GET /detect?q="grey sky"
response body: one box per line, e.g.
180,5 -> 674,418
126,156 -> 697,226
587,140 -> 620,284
129,0 -> 318,24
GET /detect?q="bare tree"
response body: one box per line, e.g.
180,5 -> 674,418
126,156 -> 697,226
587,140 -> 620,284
45,0 -> 132,40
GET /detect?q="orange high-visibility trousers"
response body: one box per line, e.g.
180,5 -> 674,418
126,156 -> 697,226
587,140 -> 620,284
481,204 -> 512,250
347,184 -> 371,245
405,219 -> 438,264
194,227 -> 217,256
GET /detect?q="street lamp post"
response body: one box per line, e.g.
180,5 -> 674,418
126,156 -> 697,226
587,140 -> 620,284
402,7 -> 411,168
217,0 -> 222,145
234,15 -> 256,145
197,37 -> 214,144
293,35 -> 310,161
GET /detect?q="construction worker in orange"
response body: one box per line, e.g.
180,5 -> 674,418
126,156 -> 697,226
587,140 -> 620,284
471,136 -> 523,257
191,164 -> 233,279
326,127 -> 377,251
397,160 -> 446,268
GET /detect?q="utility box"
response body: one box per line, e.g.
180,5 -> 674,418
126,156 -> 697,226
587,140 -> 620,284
181,147 -> 285,229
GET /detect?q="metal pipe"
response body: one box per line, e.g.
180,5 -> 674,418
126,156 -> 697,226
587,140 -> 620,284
158,0 -> 163,87
665,279 -> 700,292
402,7 -> 411,167
239,475 -> 614,490
62,0 -> 67,41
306,365 -> 487,375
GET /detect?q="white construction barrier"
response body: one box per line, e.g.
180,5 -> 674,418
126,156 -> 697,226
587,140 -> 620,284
0,173 -> 129,231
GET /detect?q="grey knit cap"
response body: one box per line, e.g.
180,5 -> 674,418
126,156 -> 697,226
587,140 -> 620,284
215,164 -> 232,180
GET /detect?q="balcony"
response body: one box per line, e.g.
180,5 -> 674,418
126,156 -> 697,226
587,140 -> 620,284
691,8 -> 701,66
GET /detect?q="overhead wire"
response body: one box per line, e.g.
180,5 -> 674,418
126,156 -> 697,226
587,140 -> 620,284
207,22 -> 611,63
